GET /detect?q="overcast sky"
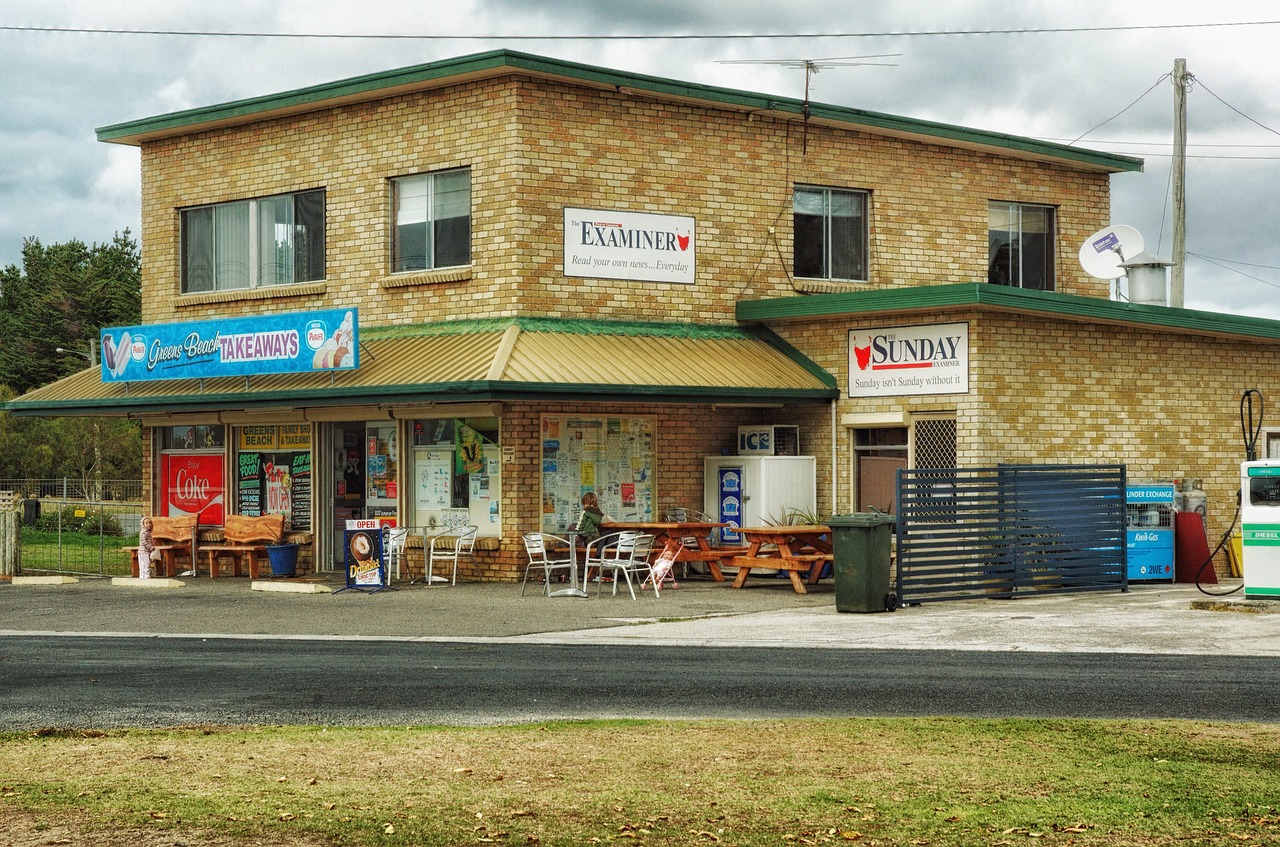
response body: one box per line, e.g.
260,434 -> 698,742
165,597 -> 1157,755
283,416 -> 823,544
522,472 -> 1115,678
3,1 -> 1279,318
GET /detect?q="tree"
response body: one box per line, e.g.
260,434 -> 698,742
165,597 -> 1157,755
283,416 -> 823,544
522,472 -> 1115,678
0,232 -> 143,496
0,231 -> 141,394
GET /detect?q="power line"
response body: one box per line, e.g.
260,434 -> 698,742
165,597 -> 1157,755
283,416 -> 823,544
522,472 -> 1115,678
3,20 -> 1280,40
1190,252 -> 1280,291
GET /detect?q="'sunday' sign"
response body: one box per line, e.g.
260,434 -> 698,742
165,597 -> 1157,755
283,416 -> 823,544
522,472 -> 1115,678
564,207 -> 695,284
99,309 -> 358,382
848,322 -> 969,397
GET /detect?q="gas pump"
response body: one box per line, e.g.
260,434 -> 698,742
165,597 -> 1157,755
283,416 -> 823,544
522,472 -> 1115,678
1240,460 -> 1280,599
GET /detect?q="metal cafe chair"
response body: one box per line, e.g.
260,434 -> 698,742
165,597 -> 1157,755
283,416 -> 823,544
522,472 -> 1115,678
420,524 -> 477,586
521,532 -> 575,596
586,531 -> 655,599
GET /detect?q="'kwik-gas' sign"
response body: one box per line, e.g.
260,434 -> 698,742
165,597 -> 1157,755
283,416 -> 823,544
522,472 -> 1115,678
848,322 -> 969,397
564,207 -> 695,285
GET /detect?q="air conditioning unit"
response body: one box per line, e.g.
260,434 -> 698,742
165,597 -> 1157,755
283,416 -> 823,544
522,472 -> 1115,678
737,425 -> 800,456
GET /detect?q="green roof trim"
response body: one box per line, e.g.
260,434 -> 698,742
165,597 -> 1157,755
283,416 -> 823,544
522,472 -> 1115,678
363,316 -> 752,340
736,282 -> 1280,340
2,380 -> 830,417
96,49 -> 1141,173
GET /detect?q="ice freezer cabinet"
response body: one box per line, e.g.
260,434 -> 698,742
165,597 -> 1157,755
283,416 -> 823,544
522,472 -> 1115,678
705,455 -> 817,544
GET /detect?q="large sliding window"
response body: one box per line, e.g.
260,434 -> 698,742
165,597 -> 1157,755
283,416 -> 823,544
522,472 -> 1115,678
988,201 -> 1056,290
392,168 -> 471,272
793,185 -> 869,281
181,189 -> 326,293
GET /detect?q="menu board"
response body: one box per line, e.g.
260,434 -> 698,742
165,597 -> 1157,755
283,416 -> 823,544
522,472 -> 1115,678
236,424 -> 313,531
289,452 -> 312,529
238,451 -> 263,516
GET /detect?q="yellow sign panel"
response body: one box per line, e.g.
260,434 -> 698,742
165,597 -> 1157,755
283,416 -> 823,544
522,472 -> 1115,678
278,424 -> 312,450
240,425 -> 277,450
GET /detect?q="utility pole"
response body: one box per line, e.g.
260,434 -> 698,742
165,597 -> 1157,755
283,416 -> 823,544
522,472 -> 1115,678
1171,58 -> 1189,308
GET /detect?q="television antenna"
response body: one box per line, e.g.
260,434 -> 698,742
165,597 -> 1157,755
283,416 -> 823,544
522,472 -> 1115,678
718,54 -> 900,152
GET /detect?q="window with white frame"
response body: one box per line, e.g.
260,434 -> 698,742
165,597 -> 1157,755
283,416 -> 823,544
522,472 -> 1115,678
392,168 -> 471,273
180,190 -> 325,293
793,185 -> 868,281
988,201 -> 1055,290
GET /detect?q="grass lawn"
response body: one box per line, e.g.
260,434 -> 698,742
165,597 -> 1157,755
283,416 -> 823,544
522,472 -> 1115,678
1,718 -> 1277,846
17,527 -> 134,576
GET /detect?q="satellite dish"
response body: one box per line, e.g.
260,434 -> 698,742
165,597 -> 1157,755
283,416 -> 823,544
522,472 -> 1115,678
1078,225 -> 1144,280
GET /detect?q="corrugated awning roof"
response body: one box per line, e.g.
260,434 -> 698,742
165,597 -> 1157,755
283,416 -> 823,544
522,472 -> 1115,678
4,318 -> 836,416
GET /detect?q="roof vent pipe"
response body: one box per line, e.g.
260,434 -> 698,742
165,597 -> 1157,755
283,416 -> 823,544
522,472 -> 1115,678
1120,252 -> 1173,307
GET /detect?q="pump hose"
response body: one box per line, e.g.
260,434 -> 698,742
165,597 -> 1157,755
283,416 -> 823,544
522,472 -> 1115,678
1195,390 -> 1263,596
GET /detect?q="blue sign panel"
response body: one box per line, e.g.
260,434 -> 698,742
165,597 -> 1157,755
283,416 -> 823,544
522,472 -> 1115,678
99,309 -> 358,382
717,467 -> 743,544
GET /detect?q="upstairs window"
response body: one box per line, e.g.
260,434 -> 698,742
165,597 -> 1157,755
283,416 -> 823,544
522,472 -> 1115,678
793,186 -> 868,282
988,202 -> 1055,290
181,190 -> 325,293
392,168 -> 471,272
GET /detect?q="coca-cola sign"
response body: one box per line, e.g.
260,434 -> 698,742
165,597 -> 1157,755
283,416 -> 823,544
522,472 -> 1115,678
161,453 -> 225,524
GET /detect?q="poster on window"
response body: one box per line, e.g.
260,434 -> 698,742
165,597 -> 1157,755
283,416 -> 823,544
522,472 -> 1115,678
540,414 -> 654,532
848,322 -> 969,397
161,452 -> 225,524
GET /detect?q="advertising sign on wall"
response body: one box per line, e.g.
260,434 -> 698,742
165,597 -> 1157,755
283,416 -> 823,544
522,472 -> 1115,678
563,207 -> 695,284
160,452 -> 225,524
848,322 -> 969,397
99,308 -> 358,383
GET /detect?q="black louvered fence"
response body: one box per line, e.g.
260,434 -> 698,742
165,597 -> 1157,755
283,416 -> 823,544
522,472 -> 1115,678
895,464 -> 1127,604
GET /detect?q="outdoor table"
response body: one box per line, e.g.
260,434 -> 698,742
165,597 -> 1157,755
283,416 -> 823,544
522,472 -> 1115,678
548,530 -> 589,598
601,520 -> 744,581
730,525 -> 834,594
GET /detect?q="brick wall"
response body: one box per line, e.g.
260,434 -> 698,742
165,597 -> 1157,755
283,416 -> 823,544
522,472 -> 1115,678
138,74 -> 1113,328
774,310 -> 1280,576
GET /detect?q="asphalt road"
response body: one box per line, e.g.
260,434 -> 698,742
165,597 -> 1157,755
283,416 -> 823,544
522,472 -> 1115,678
2,636 -> 1276,730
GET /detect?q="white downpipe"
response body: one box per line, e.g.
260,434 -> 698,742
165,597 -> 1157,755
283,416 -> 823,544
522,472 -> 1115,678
830,399 -> 838,516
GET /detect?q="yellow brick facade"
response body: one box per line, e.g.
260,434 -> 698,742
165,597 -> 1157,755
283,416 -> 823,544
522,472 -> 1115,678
139,75 -> 1113,328
122,57 -> 1175,583
771,310 -> 1278,578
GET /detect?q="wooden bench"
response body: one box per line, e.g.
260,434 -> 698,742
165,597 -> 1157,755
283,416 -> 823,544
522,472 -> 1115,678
199,514 -> 285,578
122,515 -> 197,578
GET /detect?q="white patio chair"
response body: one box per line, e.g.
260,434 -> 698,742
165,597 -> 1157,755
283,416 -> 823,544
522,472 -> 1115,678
421,524 -> 477,586
385,526 -> 410,581
521,532 -> 575,596
585,531 -> 655,599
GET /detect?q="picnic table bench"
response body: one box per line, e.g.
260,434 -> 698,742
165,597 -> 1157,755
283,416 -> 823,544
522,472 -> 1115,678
730,525 -> 834,594
199,514 -> 285,578
122,514 -> 198,578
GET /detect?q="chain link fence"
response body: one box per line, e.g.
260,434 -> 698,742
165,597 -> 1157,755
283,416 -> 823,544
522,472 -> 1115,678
0,478 -> 143,502
6,492 -> 145,577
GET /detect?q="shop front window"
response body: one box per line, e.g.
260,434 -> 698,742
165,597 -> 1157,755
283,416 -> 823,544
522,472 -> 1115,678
540,415 -> 654,533
233,424 -> 313,531
410,417 -> 501,535
158,424 -> 226,524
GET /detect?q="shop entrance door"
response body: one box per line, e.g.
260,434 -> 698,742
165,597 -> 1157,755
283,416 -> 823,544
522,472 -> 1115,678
324,421 -> 400,569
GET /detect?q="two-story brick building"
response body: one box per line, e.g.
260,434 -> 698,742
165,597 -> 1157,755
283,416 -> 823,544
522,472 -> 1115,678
12,50 -> 1280,580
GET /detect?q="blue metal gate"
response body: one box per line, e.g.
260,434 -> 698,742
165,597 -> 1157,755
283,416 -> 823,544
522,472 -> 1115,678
895,464 -> 1127,604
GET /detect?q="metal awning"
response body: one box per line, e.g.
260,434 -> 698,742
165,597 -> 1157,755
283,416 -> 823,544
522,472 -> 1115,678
4,318 -> 837,416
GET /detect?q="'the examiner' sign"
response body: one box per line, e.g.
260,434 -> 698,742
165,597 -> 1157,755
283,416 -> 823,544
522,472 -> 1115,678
564,207 -> 695,284
848,322 -> 969,397
99,308 -> 358,383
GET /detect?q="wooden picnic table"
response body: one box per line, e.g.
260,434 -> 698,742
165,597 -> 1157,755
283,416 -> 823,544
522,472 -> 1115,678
730,525 -> 833,594
600,521 -> 746,582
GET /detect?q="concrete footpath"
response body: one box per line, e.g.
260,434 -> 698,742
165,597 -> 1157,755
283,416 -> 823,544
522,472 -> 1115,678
1,574 -> 1278,656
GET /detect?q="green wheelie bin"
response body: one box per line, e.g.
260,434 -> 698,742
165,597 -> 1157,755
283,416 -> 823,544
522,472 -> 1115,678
829,513 -> 897,613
